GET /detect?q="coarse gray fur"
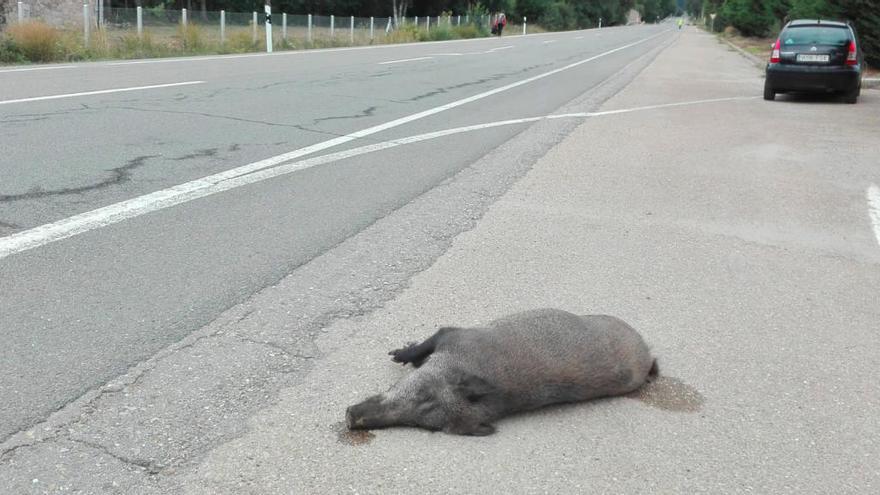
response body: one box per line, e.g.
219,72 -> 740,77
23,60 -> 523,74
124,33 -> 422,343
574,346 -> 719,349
346,308 -> 658,436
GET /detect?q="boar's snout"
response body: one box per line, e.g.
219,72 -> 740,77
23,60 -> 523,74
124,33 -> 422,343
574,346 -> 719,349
346,395 -> 385,430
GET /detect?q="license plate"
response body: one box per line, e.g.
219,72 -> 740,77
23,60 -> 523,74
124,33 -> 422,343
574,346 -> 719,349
797,54 -> 830,63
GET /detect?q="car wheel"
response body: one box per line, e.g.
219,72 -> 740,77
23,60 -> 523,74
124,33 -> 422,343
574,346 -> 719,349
763,80 -> 776,101
843,85 -> 860,104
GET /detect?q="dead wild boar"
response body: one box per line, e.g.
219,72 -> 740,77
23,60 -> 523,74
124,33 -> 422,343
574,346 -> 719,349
346,308 -> 658,436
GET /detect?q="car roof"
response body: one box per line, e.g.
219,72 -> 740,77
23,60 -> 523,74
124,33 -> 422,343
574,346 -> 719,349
787,19 -> 849,28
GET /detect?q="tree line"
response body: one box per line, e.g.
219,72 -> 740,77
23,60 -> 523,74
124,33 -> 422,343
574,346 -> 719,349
690,0 -> 878,64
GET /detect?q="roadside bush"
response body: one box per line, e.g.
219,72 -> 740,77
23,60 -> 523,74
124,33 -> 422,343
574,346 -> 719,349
452,24 -> 482,39
0,37 -> 27,64
223,29 -> 258,53
540,2 -> 577,31
5,21 -> 60,62
177,24 -> 207,52
720,0 -> 775,37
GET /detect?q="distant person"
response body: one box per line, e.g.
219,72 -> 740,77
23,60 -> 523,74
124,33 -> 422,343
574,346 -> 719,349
678,18 -> 684,30
492,12 -> 507,36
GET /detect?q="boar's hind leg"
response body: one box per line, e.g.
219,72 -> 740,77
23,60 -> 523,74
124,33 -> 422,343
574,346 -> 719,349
389,326 -> 460,367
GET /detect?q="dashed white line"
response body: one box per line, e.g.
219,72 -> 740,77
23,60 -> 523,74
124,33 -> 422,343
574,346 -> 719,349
867,184 -> 880,247
0,65 -> 76,73
0,81 -> 206,106
0,91 -> 753,261
487,45 -> 514,52
574,36 -> 584,40
378,56 -> 434,65
543,40 -> 557,44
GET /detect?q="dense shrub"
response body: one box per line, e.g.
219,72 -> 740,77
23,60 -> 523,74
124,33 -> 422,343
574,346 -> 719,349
5,21 -> 60,62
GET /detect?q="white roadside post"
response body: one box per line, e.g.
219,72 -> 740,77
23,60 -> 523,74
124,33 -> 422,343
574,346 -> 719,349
282,12 -> 287,41
370,16 -> 374,40
523,17 -> 526,35
465,14 -> 468,24
264,2 -> 272,53
307,14 -> 312,43
414,16 -> 418,30
220,10 -> 225,45
330,14 -> 334,38
425,16 -> 429,35
599,17 -> 602,28
350,15 -> 354,44
182,8 -> 187,27
457,15 -> 460,26
17,1 -> 23,23
83,3 -> 89,47
136,6 -> 143,38
252,11 -> 257,44
98,0 -> 103,27
710,13 -> 717,32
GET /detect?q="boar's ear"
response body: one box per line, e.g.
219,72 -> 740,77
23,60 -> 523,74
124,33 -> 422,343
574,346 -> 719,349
451,370 -> 496,403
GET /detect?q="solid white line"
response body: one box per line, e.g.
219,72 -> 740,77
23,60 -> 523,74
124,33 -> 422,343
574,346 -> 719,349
868,184 -> 880,247
0,81 -> 206,106
378,56 -> 434,65
0,65 -> 76,73
0,92 -> 749,261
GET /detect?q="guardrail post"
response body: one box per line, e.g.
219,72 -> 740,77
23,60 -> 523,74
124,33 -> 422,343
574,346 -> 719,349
83,3 -> 89,46
307,14 -> 312,42
370,16 -> 374,40
252,11 -> 257,43
220,10 -> 225,45
264,3 -> 272,53
136,6 -> 143,38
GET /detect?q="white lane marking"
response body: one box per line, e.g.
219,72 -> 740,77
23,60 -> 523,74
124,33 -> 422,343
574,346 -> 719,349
543,40 -> 557,44
548,96 -> 759,118
0,65 -> 76,74
487,45 -> 514,52
378,56 -> 434,65
868,184 -> 880,247
0,93 -> 750,260
575,36 -> 584,40
0,81 -> 206,106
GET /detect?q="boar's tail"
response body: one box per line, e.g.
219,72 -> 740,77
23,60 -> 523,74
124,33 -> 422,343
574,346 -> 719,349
648,359 -> 660,379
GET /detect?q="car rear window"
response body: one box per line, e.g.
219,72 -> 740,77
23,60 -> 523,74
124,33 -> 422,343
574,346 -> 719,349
781,26 -> 851,46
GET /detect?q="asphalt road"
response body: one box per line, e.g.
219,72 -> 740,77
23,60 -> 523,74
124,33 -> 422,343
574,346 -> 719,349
1,26 -> 671,447
3,23 -> 880,494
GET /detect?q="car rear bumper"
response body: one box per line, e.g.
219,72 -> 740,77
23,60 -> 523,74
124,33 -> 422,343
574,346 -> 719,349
766,64 -> 861,92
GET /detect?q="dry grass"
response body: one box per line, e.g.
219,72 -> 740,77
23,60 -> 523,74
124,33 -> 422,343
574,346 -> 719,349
0,19 -> 545,65
5,21 -> 60,62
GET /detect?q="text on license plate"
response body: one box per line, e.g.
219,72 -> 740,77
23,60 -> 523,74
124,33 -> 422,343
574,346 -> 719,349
797,54 -> 830,63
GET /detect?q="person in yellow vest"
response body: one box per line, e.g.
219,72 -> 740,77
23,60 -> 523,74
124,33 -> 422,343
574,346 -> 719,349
678,18 -> 684,30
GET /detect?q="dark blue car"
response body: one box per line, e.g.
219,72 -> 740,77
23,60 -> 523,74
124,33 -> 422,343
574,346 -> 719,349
764,19 -> 863,103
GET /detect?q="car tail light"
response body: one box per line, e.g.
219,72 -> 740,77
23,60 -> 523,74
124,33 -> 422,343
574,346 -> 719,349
846,40 -> 857,65
770,39 -> 781,63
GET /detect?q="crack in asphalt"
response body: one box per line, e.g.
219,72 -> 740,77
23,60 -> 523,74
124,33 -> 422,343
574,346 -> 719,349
0,155 -> 158,203
173,148 -> 219,161
70,437 -> 161,474
0,220 -> 21,230
311,106 -> 377,125
407,62 -> 554,101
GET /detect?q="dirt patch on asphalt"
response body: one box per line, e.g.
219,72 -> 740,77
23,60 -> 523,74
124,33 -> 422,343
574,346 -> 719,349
628,376 -> 705,412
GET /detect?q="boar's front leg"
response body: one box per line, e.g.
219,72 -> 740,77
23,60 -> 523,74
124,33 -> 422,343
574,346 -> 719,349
389,326 -> 460,367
